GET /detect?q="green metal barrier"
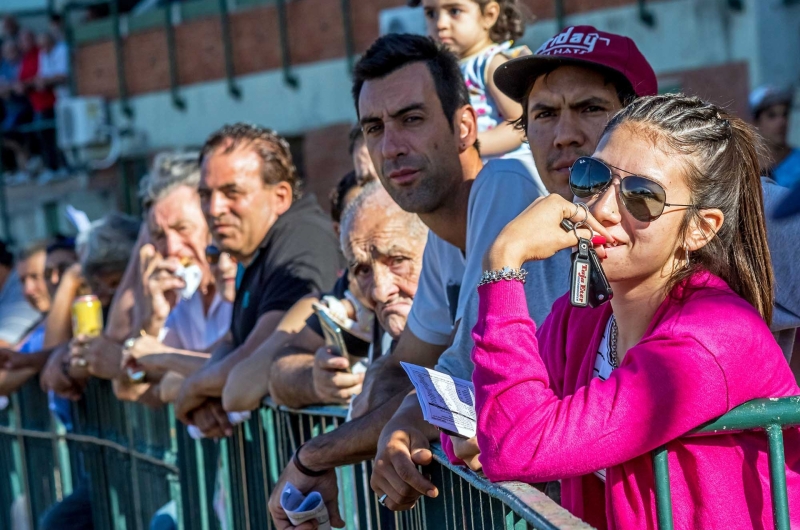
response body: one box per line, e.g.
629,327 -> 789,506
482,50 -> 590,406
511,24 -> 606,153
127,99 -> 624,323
653,396 -> 800,530
5,376 -> 796,529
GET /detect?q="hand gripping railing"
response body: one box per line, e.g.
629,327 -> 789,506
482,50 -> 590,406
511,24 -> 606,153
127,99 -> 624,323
209,399 -> 593,530
652,396 -> 800,530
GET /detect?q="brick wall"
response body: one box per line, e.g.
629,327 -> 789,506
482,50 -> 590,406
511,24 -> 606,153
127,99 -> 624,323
74,0 -> 652,98
659,61 -> 751,121
301,122 -> 354,214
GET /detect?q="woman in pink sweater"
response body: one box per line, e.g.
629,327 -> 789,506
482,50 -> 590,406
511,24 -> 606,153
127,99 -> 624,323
447,95 -> 800,529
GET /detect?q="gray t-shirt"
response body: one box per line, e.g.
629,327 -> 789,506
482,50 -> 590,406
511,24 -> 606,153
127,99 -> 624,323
763,178 -> 800,360
0,270 -> 42,345
436,158 -> 568,379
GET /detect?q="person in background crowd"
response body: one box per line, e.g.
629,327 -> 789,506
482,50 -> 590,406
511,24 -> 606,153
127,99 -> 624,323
268,34 -> 487,528
127,243 -> 238,405
38,212 -> 140,530
65,152 -> 227,406
0,240 -> 41,348
37,29 -> 69,105
0,39 -> 32,177
16,242 -> 51,314
349,125 -> 378,185
463,93 -> 800,529
0,238 -> 78,396
329,170 -> 361,236
752,85 -> 800,189
222,169 -> 370,412
1,16 -> 20,46
173,124 -> 342,438
416,0 -> 545,194
235,181 -> 429,412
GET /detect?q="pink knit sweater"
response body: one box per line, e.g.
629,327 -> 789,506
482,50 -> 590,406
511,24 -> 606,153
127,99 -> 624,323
459,272 -> 800,529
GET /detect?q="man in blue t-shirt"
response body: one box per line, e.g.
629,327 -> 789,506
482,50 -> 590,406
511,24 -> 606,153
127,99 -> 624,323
751,85 -> 800,188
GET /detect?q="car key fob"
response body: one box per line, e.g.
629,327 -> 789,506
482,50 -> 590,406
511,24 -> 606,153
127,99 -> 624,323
587,248 -> 613,307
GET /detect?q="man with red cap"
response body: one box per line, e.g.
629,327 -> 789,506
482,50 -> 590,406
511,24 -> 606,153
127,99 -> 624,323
370,26 -> 658,519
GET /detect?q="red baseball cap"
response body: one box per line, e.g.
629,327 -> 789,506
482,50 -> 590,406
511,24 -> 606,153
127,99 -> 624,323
494,26 -> 657,102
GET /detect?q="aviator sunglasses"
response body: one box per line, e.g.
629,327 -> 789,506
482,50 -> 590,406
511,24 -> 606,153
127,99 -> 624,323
569,157 -> 696,222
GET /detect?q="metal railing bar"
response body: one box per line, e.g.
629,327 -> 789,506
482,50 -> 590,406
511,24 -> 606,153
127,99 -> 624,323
110,0 -> 134,116
164,0 -> 186,110
340,0 -> 355,74
275,0 -> 299,88
217,0 -> 242,98
0,426 -> 180,473
690,397 -> 800,435
652,445 -> 674,530
766,424 -> 790,530
429,446 -> 592,530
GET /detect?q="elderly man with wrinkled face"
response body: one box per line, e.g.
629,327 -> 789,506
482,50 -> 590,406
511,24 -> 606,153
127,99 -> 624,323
340,182 -> 428,341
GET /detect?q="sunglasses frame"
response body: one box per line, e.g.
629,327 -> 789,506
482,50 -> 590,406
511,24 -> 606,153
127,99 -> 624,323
569,157 -> 696,222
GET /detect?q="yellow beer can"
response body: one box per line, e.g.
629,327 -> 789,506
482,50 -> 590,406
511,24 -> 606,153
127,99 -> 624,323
72,295 -> 104,337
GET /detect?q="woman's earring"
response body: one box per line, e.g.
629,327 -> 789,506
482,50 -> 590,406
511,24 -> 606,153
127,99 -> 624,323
683,243 -> 691,270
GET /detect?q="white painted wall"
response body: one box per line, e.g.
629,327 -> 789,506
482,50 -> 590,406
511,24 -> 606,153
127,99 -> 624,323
109,57 -> 358,151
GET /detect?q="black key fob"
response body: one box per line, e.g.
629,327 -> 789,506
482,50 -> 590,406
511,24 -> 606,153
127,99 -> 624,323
587,248 -> 613,307
569,238 -> 592,307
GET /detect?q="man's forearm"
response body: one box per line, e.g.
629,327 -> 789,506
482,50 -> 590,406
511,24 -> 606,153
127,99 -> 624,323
302,390 -> 409,470
150,353 -> 209,376
0,368 -> 38,395
269,351 -> 318,408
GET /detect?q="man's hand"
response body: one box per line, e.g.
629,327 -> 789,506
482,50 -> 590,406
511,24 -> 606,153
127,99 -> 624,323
268,458 -> 345,529
312,347 -> 364,405
175,365 -> 225,424
120,333 -> 168,376
41,346 -> 85,401
190,400 -> 232,438
370,418 -> 438,511
451,436 -> 482,472
72,335 -> 123,380
139,244 -> 184,335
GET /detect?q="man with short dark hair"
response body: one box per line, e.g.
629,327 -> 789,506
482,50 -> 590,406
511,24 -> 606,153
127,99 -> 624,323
174,123 -> 342,437
267,32 -> 544,528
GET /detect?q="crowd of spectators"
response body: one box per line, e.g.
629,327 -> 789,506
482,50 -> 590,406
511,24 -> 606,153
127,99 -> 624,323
1,1 -> 800,529
0,14 -> 69,183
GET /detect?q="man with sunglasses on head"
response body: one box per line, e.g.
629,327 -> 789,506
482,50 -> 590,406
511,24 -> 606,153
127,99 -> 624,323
370,26 -> 661,513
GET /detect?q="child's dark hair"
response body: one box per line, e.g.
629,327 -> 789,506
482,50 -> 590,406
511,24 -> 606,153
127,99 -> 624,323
408,0 -> 525,42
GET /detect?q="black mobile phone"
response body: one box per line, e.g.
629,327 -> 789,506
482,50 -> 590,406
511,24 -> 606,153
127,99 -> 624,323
560,219 -> 613,307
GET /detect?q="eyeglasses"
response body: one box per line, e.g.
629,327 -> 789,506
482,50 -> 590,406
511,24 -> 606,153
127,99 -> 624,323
569,157 -> 696,222
205,245 -> 232,265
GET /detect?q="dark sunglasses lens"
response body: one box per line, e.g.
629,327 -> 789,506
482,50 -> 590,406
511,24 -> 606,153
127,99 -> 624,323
570,157 -> 611,198
620,176 -> 667,222
205,246 -> 221,265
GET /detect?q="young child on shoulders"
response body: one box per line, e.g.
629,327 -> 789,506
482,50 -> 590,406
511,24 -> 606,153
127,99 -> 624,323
415,0 -> 545,194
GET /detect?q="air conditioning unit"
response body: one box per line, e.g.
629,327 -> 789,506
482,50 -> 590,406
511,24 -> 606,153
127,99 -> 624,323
379,6 -> 426,36
56,97 -> 108,150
